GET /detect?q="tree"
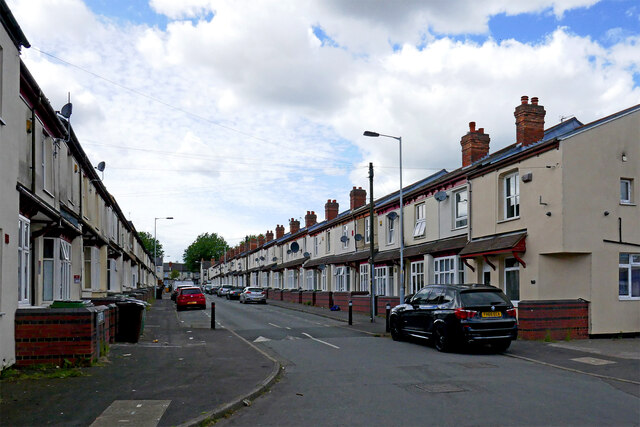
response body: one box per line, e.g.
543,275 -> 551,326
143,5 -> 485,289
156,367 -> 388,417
138,231 -> 164,258
169,270 -> 180,280
183,232 -> 228,272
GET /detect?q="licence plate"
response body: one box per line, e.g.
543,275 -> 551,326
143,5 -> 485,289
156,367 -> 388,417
187,301 -> 197,304
482,311 -> 501,318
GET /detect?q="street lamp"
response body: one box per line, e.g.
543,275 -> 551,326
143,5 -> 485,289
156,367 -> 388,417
363,131 -> 405,305
154,217 -> 174,279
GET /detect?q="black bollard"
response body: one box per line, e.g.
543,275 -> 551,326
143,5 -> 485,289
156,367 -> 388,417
211,302 -> 216,329
385,303 -> 391,333
348,300 -> 353,325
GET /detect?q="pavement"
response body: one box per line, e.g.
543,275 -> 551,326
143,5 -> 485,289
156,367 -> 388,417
1,295 -> 638,427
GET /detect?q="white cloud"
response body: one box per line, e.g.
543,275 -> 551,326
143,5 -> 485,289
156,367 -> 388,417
6,0 -> 639,259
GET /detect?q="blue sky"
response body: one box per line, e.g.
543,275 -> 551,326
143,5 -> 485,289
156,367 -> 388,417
9,0 -> 640,259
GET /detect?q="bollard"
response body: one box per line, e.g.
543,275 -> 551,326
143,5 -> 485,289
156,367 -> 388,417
348,300 -> 353,325
385,303 -> 391,333
211,302 -> 216,330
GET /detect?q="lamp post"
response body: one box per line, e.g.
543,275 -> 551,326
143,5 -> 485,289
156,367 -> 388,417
363,131 -> 405,305
154,217 -> 173,280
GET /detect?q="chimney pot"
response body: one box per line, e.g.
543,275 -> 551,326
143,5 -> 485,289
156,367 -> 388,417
460,123 -> 490,167
531,97 -> 539,105
514,96 -> 546,146
469,121 -> 476,132
325,199 -> 340,221
521,95 -> 529,104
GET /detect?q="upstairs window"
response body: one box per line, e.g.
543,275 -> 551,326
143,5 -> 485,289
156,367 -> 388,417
413,204 -> 426,237
326,230 -> 331,252
387,216 -> 395,244
454,189 -> 468,228
342,225 -> 349,249
621,179 -> 633,204
364,217 -> 371,243
503,172 -> 520,220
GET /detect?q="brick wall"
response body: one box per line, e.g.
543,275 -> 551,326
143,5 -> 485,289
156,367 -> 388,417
283,290 -> 302,304
376,296 -> 400,316
15,306 -> 112,367
301,291 -> 316,305
518,299 -> 589,340
315,292 -> 333,308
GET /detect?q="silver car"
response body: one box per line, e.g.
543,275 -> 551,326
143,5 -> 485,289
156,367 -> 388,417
217,284 -> 234,297
239,287 -> 267,304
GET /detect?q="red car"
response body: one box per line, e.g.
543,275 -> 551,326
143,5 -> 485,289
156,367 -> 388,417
176,287 -> 206,311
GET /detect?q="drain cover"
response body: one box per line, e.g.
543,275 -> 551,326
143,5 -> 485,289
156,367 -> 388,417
411,383 -> 466,393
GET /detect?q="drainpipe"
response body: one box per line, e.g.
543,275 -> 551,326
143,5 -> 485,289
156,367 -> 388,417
30,91 -> 42,192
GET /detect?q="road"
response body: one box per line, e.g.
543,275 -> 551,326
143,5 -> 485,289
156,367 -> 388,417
181,295 -> 639,426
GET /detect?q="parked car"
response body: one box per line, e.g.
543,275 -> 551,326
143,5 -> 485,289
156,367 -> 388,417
239,287 -> 267,304
389,284 -> 518,353
171,281 -> 196,301
203,284 -> 214,294
176,286 -> 206,311
217,284 -> 234,297
226,287 -> 244,300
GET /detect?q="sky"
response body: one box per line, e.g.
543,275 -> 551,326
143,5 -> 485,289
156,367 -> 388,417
7,0 -> 640,262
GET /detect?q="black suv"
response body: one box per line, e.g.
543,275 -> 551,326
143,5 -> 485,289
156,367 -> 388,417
389,284 -> 518,352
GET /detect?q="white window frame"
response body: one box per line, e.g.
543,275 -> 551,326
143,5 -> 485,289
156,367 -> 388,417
342,225 -> 349,249
503,172 -> 520,220
454,189 -> 468,228
364,217 -> 371,244
374,266 -> 390,296
359,263 -> 369,292
321,268 -> 327,291
504,257 -> 520,304
387,216 -> 395,245
326,230 -> 331,252
410,260 -> 425,294
433,255 -> 464,285
18,216 -> 31,306
334,266 -> 349,292
619,253 -> 640,300
620,179 -> 633,204
43,238 -> 72,302
314,236 -> 319,255
305,269 -> 315,290
413,204 -> 426,237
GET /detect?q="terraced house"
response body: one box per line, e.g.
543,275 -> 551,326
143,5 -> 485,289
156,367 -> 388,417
0,1 -> 156,370
212,97 -> 639,338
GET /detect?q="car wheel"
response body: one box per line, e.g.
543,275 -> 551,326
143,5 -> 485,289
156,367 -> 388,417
491,339 -> 511,353
390,317 -> 404,341
434,324 -> 451,352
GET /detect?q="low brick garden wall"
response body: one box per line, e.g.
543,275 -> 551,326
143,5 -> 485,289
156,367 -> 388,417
314,291 -> 333,308
301,291 -> 316,305
518,299 -> 590,340
14,305 -> 112,367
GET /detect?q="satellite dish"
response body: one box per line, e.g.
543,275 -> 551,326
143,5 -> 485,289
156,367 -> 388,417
387,211 -> 398,220
303,252 -> 310,257
255,258 -> 259,262
96,161 -> 106,172
434,191 -> 448,202
60,103 -> 73,119
260,256 -> 265,261
318,264 -> 326,271
287,250 -> 292,254
354,234 -> 363,241
340,235 -> 348,243
290,242 -> 300,253
272,257 -> 277,262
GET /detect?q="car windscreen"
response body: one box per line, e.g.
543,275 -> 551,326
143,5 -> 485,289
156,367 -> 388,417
181,288 -> 202,295
460,290 -> 511,306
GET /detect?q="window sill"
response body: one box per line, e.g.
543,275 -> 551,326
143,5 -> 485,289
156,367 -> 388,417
497,216 -> 520,224
620,202 -> 636,206
43,189 -> 54,198
618,297 -> 640,301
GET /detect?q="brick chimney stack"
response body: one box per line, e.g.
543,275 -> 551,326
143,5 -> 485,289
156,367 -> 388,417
305,211 -> 317,228
289,218 -> 300,234
258,235 -> 265,246
460,121 -> 491,167
266,230 -> 274,242
325,199 -> 339,221
275,224 -> 285,239
515,95 -> 546,146
250,237 -> 258,250
350,187 -> 367,210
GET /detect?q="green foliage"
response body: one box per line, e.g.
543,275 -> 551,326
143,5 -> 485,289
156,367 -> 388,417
1,363 -> 86,382
138,231 -> 164,258
169,270 -> 180,280
183,232 -> 228,272
543,330 -> 555,343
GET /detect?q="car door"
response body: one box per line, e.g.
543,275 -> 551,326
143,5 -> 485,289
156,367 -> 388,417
403,287 -> 436,337
421,287 -> 445,338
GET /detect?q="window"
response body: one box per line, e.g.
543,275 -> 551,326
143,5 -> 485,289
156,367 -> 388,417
107,259 -> 117,291
359,263 -> 369,292
84,246 -> 100,291
434,256 -> 464,285
342,225 -> 349,249
454,189 -> 468,228
262,272 -> 269,287
387,216 -> 395,244
374,266 -> 393,296
364,217 -> 371,244
483,263 -> 492,286
503,172 -> 519,219
314,236 -> 319,255
287,269 -> 298,289
326,230 -> 331,252
619,253 -> 640,299
410,260 -> 425,294
18,216 -> 31,305
334,266 -> 349,292
305,270 -> 316,290
0,46 -> 3,118
504,258 -> 520,302
413,204 -> 426,237
620,179 -> 633,204
321,268 -> 327,291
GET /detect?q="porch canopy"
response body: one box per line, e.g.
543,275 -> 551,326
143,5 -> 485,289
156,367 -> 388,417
459,231 -> 527,270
